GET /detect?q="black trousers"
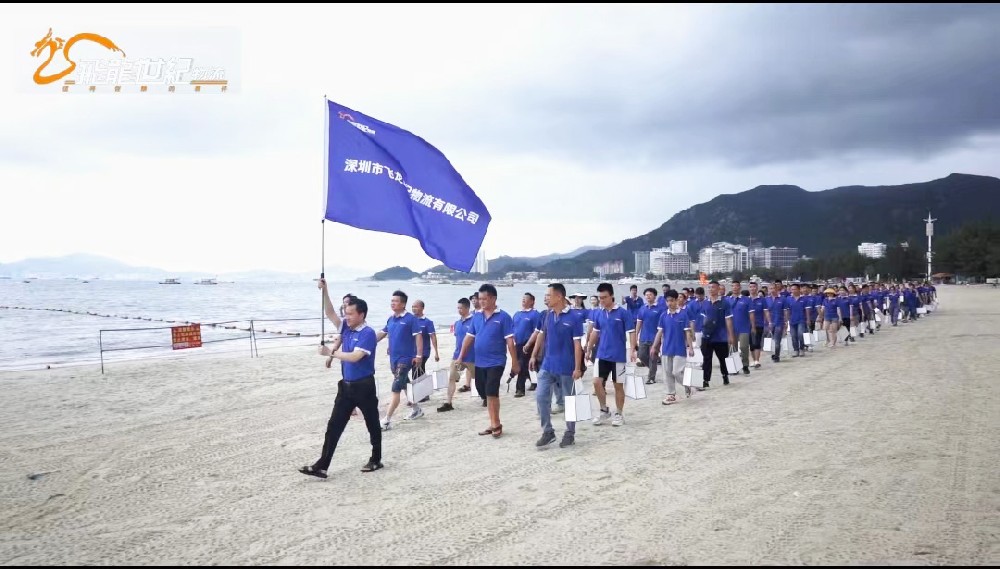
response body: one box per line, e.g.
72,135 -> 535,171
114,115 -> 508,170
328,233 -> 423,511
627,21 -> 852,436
701,341 -> 730,384
314,376 -> 381,470
514,342 -> 532,392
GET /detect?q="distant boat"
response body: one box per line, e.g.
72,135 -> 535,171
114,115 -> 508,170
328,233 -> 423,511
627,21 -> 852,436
194,278 -> 219,285
159,278 -> 182,285
23,280 -> 31,284
81,280 -> 90,283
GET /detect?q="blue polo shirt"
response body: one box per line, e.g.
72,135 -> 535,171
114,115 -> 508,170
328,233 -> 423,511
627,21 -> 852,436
591,306 -> 635,363
657,309 -> 691,357
539,307 -> 585,375
341,325 -> 378,381
836,296 -> 851,320
848,295 -> 861,318
415,316 -> 435,358
467,309 -> 514,368
636,304 -> 663,343
750,297 -> 766,329
731,296 -> 752,335
623,295 -> 643,319
700,298 -> 733,343
780,290 -> 791,298
382,312 -> 420,367
513,309 -> 541,345
822,298 -> 840,321
656,296 -> 667,310
686,299 -> 705,333
572,307 -> 590,327
787,296 -> 807,325
453,315 -> 475,362
765,296 -> 787,327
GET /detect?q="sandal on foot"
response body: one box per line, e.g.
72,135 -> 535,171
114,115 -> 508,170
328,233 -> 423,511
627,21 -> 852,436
662,394 -> 677,405
478,426 -> 495,436
491,424 -> 503,438
298,465 -> 328,479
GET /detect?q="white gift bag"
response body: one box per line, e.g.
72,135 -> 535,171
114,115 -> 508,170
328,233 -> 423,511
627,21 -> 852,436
782,336 -> 791,352
874,312 -> 882,323
624,371 -> 647,400
812,330 -> 822,344
614,363 -> 628,384
694,332 -> 703,348
682,365 -> 699,387
917,307 -> 927,315
406,372 -> 434,403
431,368 -> 450,390
763,336 -> 774,352
564,379 -> 593,422
687,348 -> 704,365
803,332 -> 813,346
724,353 -> 741,374
849,326 -> 859,338
470,378 -> 480,398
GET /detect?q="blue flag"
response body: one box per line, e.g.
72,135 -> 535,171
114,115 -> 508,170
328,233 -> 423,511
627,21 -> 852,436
323,100 -> 491,272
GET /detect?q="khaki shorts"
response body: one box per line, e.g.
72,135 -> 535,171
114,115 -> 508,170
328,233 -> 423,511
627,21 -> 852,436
449,360 -> 475,382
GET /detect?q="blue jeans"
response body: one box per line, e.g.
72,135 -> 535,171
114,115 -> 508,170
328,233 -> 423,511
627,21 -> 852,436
771,327 -> 786,357
390,362 -> 413,393
536,370 -> 576,436
790,322 -> 807,353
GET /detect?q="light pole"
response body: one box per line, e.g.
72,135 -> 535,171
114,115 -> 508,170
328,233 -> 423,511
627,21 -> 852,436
925,212 -> 936,279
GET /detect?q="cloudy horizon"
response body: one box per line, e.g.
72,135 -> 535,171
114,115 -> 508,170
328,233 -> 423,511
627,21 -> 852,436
2,4 -> 999,274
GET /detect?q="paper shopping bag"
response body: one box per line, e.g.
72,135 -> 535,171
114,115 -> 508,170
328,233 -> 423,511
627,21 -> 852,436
624,371 -> 647,400
406,372 -> 434,403
682,365 -> 699,388
782,336 -> 791,352
803,332 -> 813,346
687,348 -> 703,365
763,337 -> 774,352
564,379 -> 593,422
431,368 -> 450,391
724,353 -> 741,374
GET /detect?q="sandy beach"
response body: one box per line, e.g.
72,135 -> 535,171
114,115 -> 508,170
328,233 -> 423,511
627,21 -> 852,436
0,286 -> 997,565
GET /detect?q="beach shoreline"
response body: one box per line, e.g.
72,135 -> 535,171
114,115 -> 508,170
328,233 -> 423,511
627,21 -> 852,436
1,285 -> 997,565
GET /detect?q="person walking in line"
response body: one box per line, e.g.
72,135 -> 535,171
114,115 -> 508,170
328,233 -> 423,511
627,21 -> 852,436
530,282 -> 584,449
510,293 -> 542,397
300,291 -> 383,478
457,284 -> 518,438
410,300 -> 439,404
820,287 -> 842,348
730,286 -> 753,374
651,289 -> 696,405
587,282 -> 638,427
437,297 -> 476,413
748,281 -> 766,368
635,287 -> 664,385
765,285 -> 788,362
375,290 -> 424,431
699,281 -> 737,387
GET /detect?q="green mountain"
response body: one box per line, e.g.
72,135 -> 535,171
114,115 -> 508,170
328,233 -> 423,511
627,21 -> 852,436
553,173 -> 1000,274
371,266 -> 420,281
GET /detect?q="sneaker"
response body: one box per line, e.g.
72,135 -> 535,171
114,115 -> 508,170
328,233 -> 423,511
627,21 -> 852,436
514,391 -> 525,398
611,413 -> 624,427
535,431 -> 557,447
481,399 -> 488,407
380,417 -> 392,431
457,385 -> 471,393
754,362 -> 761,369
702,381 -> 709,389
436,402 -> 454,412
419,396 -> 430,403
553,403 -> 565,414
723,376 -> 730,386
528,383 -> 537,391
360,460 -> 383,473
406,407 -> 424,420
593,409 -> 611,426
743,366 -> 750,375
559,433 -> 575,448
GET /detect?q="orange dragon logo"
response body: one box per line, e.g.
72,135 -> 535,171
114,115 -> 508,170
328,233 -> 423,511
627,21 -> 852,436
30,28 -> 126,85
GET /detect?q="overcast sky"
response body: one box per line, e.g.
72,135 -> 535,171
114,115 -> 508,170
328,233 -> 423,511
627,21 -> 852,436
2,4 -> 999,276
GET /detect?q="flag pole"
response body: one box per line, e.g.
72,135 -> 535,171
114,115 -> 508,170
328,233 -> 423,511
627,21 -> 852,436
320,95 -> 329,346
